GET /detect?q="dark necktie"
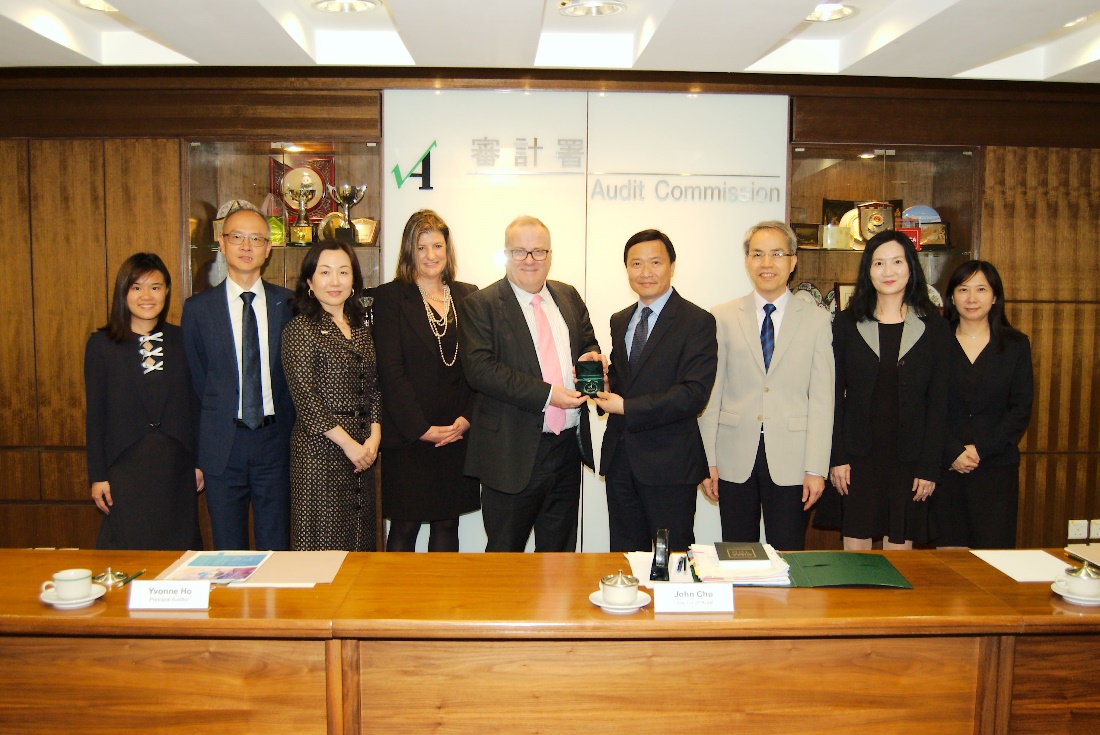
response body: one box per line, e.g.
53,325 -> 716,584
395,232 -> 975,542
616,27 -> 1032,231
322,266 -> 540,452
240,291 -> 264,429
761,302 -> 776,372
629,306 -> 652,368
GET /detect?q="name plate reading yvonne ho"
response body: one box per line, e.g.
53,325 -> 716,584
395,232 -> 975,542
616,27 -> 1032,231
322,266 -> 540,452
128,580 -> 211,610
653,583 -> 734,613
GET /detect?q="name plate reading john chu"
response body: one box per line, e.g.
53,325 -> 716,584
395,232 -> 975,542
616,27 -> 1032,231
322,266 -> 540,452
128,580 -> 210,610
653,583 -> 734,613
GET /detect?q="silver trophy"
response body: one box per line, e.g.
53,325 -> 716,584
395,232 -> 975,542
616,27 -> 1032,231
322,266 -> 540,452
285,172 -> 318,245
329,183 -> 368,244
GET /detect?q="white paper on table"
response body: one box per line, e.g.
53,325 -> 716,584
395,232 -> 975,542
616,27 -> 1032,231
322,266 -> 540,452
970,549 -> 1068,582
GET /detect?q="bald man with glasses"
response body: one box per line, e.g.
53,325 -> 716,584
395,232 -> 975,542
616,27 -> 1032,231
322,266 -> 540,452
182,204 -> 295,550
459,215 -> 605,552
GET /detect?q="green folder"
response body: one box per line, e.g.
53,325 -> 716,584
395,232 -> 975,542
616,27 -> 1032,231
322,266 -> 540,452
779,552 -> 913,589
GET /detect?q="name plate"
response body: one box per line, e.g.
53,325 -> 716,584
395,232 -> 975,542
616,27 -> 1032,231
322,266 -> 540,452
653,583 -> 734,613
128,580 -> 210,610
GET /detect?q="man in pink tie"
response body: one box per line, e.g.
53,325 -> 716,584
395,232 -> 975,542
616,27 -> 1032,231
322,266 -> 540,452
459,216 -> 605,552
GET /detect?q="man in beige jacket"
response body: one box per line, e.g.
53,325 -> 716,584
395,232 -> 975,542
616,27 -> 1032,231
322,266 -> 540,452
698,221 -> 834,550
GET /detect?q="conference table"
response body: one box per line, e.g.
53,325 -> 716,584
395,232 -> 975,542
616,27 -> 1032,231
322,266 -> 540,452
1,548 -> 1097,734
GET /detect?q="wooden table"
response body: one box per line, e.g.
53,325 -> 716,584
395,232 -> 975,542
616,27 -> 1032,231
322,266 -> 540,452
1,549 -> 1097,735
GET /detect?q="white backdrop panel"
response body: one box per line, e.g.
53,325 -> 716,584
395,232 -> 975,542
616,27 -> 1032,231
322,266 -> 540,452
382,90 -> 788,552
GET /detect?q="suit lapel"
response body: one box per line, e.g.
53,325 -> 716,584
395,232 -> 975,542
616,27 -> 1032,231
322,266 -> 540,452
735,295 -> 767,374
212,281 -> 241,385
262,281 -> 287,362
497,279 -> 542,375
770,296 -> 801,369
610,305 -> 635,387
402,283 -> 442,354
630,290 -> 679,377
547,281 -> 580,360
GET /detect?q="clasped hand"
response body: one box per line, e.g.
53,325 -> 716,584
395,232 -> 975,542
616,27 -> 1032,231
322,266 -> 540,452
551,351 -> 608,409
951,444 -> 980,473
420,416 -> 471,447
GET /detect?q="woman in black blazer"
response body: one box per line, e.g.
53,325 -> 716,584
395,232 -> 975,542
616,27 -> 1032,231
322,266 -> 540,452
932,261 -> 1033,548
84,253 -> 203,550
373,210 -> 480,552
829,231 -> 949,550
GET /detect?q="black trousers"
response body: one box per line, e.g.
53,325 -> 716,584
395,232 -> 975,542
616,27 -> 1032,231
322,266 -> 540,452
481,428 -> 581,552
718,434 -> 809,551
605,445 -> 697,553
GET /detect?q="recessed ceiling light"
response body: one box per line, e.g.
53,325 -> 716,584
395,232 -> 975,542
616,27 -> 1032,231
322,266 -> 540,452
78,0 -> 119,11
283,144 -> 305,153
312,0 -> 380,12
1063,16 -> 1087,28
805,2 -> 854,22
559,0 -> 627,18
859,152 -> 876,159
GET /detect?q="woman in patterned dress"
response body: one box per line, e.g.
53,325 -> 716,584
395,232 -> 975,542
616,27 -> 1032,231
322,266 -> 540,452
282,240 -> 381,551
85,253 -> 203,550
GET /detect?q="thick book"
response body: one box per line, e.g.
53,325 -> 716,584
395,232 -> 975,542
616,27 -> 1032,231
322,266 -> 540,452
714,542 -> 773,569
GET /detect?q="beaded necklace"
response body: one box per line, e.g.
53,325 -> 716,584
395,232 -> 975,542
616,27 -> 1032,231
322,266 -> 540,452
417,283 -> 458,367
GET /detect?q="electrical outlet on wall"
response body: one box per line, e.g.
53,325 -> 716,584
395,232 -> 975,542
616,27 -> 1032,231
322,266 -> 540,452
1068,520 -> 1088,540
1090,519 -> 1100,540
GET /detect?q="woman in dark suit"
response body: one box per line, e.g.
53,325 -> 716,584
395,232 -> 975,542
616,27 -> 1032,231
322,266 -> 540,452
85,253 -> 203,550
282,240 -> 382,551
829,231 -> 950,550
933,261 -> 1033,548
373,210 -> 480,552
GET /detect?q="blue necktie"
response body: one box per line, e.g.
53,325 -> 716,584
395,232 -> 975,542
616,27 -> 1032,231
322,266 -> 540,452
629,306 -> 652,368
240,291 -> 264,429
761,303 -> 776,372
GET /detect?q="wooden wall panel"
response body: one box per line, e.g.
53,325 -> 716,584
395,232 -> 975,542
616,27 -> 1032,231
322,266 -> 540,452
0,87 -> 382,141
39,450 -> 89,502
0,504 -> 99,548
1008,303 -> 1100,454
0,140 -> 38,446
30,140 -> 106,447
981,147 -> 1100,302
104,139 -> 184,325
1017,455 -> 1100,549
0,450 -> 40,501
982,146 -> 1100,548
793,97 -> 1100,148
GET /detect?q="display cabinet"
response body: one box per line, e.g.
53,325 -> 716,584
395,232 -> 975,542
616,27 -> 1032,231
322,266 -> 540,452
187,141 -> 383,294
788,144 -> 980,305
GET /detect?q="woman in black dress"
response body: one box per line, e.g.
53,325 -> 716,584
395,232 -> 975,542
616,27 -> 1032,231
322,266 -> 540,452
933,261 -> 1033,548
282,240 -> 382,551
373,209 -> 480,552
85,253 -> 203,550
829,231 -> 950,550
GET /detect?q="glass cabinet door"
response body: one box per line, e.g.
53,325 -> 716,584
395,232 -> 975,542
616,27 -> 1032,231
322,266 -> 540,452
188,141 -> 382,295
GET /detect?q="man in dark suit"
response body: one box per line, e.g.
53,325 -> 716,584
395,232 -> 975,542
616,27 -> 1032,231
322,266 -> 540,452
182,204 -> 295,550
459,215 -> 604,552
594,230 -> 717,552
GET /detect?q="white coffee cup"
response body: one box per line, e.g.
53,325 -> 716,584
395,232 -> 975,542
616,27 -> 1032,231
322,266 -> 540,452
41,568 -> 93,601
1056,569 -> 1100,599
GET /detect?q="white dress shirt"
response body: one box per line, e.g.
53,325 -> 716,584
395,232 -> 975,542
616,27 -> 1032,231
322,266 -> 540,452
508,279 -> 580,432
225,277 -> 276,418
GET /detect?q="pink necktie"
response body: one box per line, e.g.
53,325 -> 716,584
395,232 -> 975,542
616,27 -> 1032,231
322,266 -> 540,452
531,294 -> 566,435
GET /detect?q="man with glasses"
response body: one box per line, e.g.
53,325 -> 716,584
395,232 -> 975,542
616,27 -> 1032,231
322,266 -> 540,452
459,215 -> 605,552
182,203 -> 295,550
698,221 -> 834,550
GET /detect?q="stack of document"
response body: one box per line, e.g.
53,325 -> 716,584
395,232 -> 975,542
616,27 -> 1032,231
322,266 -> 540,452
688,543 -> 791,586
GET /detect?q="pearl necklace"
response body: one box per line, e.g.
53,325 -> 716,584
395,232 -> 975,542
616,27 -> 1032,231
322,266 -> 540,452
418,284 -> 458,367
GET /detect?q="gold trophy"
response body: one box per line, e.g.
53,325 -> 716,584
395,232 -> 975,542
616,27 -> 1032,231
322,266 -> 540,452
328,183 -> 368,244
285,172 -> 317,245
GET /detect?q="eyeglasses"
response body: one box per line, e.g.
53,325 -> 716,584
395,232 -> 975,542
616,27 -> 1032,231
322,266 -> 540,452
224,232 -> 269,247
509,248 -> 550,262
748,250 -> 793,261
